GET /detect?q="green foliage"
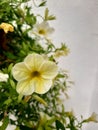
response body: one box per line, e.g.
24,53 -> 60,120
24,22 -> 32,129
44,8 -> 56,21
56,120 -> 65,130
39,1 -> 47,7
0,117 -> 9,130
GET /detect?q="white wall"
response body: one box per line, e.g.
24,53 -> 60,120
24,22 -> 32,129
47,0 -> 98,129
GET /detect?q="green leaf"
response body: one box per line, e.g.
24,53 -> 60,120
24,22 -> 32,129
15,126 -> 20,130
4,52 -> 16,60
0,117 -> 9,130
44,8 -> 56,21
4,98 -> 12,105
33,94 -> 47,106
9,79 -> 16,89
8,63 -> 13,73
44,8 -> 49,20
56,120 -> 65,130
39,1 -> 47,7
47,15 -> 56,20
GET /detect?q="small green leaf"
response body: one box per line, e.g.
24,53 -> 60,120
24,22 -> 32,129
9,79 -> 16,89
18,94 -> 23,103
44,8 -> 56,21
56,120 -> 65,130
33,94 -> 47,106
44,8 -> 49,20
39,1 -> 47,7
8,63 -> 13,73
47,15 -> 56,20
4,98 -> 12,105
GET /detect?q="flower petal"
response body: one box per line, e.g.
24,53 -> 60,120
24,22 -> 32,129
12,62 -> 30,81
16,77 -> 52,95
0,22 -> 14,33
0,73 -> 9,82
47,27 -> 54,35
24,53 -> 44,71
16,79 -> 35,95
33,21 -> 54,37
40,61 -> 58,79
34,77 -> 52,94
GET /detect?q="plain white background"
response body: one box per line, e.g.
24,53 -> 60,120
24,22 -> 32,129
47,0 -> 98,129
7,0 -> 98,129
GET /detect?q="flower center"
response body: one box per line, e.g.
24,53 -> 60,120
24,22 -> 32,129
32,71 -> 40,78
39,29 -> 45,35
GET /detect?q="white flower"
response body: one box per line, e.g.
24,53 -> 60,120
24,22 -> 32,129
0,72 -> 9,82
32,21 -> 54,37
0,22 -> 14,33
12,53 -> 58,95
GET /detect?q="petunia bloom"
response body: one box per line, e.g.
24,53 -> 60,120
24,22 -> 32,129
12,53 -> 58,95
32,21 -> 54,37
0,22 -> 14,33
0,72 -> 9,82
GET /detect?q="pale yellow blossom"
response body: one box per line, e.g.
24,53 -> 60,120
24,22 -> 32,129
0,22 -> 14,33
12,53 -> 58,95
33,21 -> 54,37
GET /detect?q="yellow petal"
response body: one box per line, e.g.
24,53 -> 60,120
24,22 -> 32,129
40,61 -> 58,79
34,77 -> 52,94
12,62 -> 30,81
0,22 -> 14,33
24,53 -> 44,71
16,79 -> 35,95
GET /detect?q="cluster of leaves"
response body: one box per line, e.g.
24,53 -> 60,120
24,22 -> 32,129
0,0 -> 96,130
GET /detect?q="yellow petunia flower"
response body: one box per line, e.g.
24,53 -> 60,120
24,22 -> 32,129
0,22 -> 14,33
12,53 -> 58,95
33,21 -> 54,37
